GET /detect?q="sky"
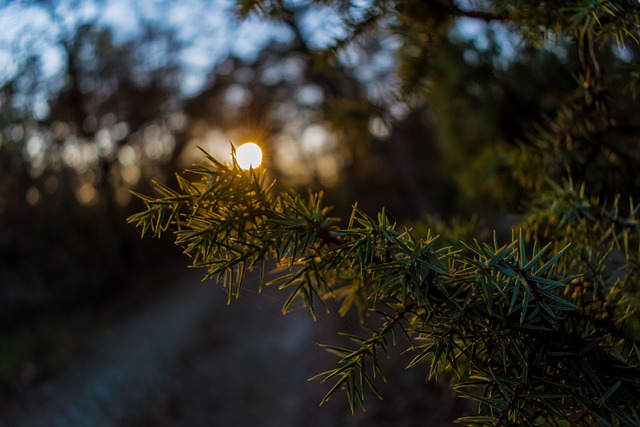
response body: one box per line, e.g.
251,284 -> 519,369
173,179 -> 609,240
0,0 -> 357,98
0,0 -> 524,122
0,1 -> 245,94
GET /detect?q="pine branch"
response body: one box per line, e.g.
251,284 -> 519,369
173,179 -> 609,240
129,151 -> 640,425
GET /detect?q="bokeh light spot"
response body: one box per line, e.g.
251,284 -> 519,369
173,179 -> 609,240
26,186 -> 41,206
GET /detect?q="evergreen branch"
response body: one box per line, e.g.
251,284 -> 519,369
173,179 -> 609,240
313,299 -> 417,413
130,152 -> 640,425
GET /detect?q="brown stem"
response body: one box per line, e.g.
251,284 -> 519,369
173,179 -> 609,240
588,38 -> 602,83
494,383 -> 527,426
386,301 -> 416,332
570,408 -> 592,426
318,228 -> 347,247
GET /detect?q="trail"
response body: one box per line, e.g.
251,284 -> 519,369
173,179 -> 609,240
0,271 -> 464,427
0,271 -> 225,427
0,271 -> 333,427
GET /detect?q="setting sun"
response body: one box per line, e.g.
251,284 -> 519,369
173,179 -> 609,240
235,142 -> 263,170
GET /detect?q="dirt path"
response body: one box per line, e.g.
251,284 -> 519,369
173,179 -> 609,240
1,271 -> 465,427
0,271 -> 223,427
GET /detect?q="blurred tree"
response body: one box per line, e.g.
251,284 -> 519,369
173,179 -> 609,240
131,1 -> 640,426
0,7 -> 201,388
0,20 -> 184,312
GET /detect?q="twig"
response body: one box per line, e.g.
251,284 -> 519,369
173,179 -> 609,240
494,383 -> 527,426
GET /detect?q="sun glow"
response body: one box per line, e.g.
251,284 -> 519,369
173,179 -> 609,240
235,142 -> 263,169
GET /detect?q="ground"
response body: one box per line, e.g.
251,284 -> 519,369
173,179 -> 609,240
0,269 -> 467,427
